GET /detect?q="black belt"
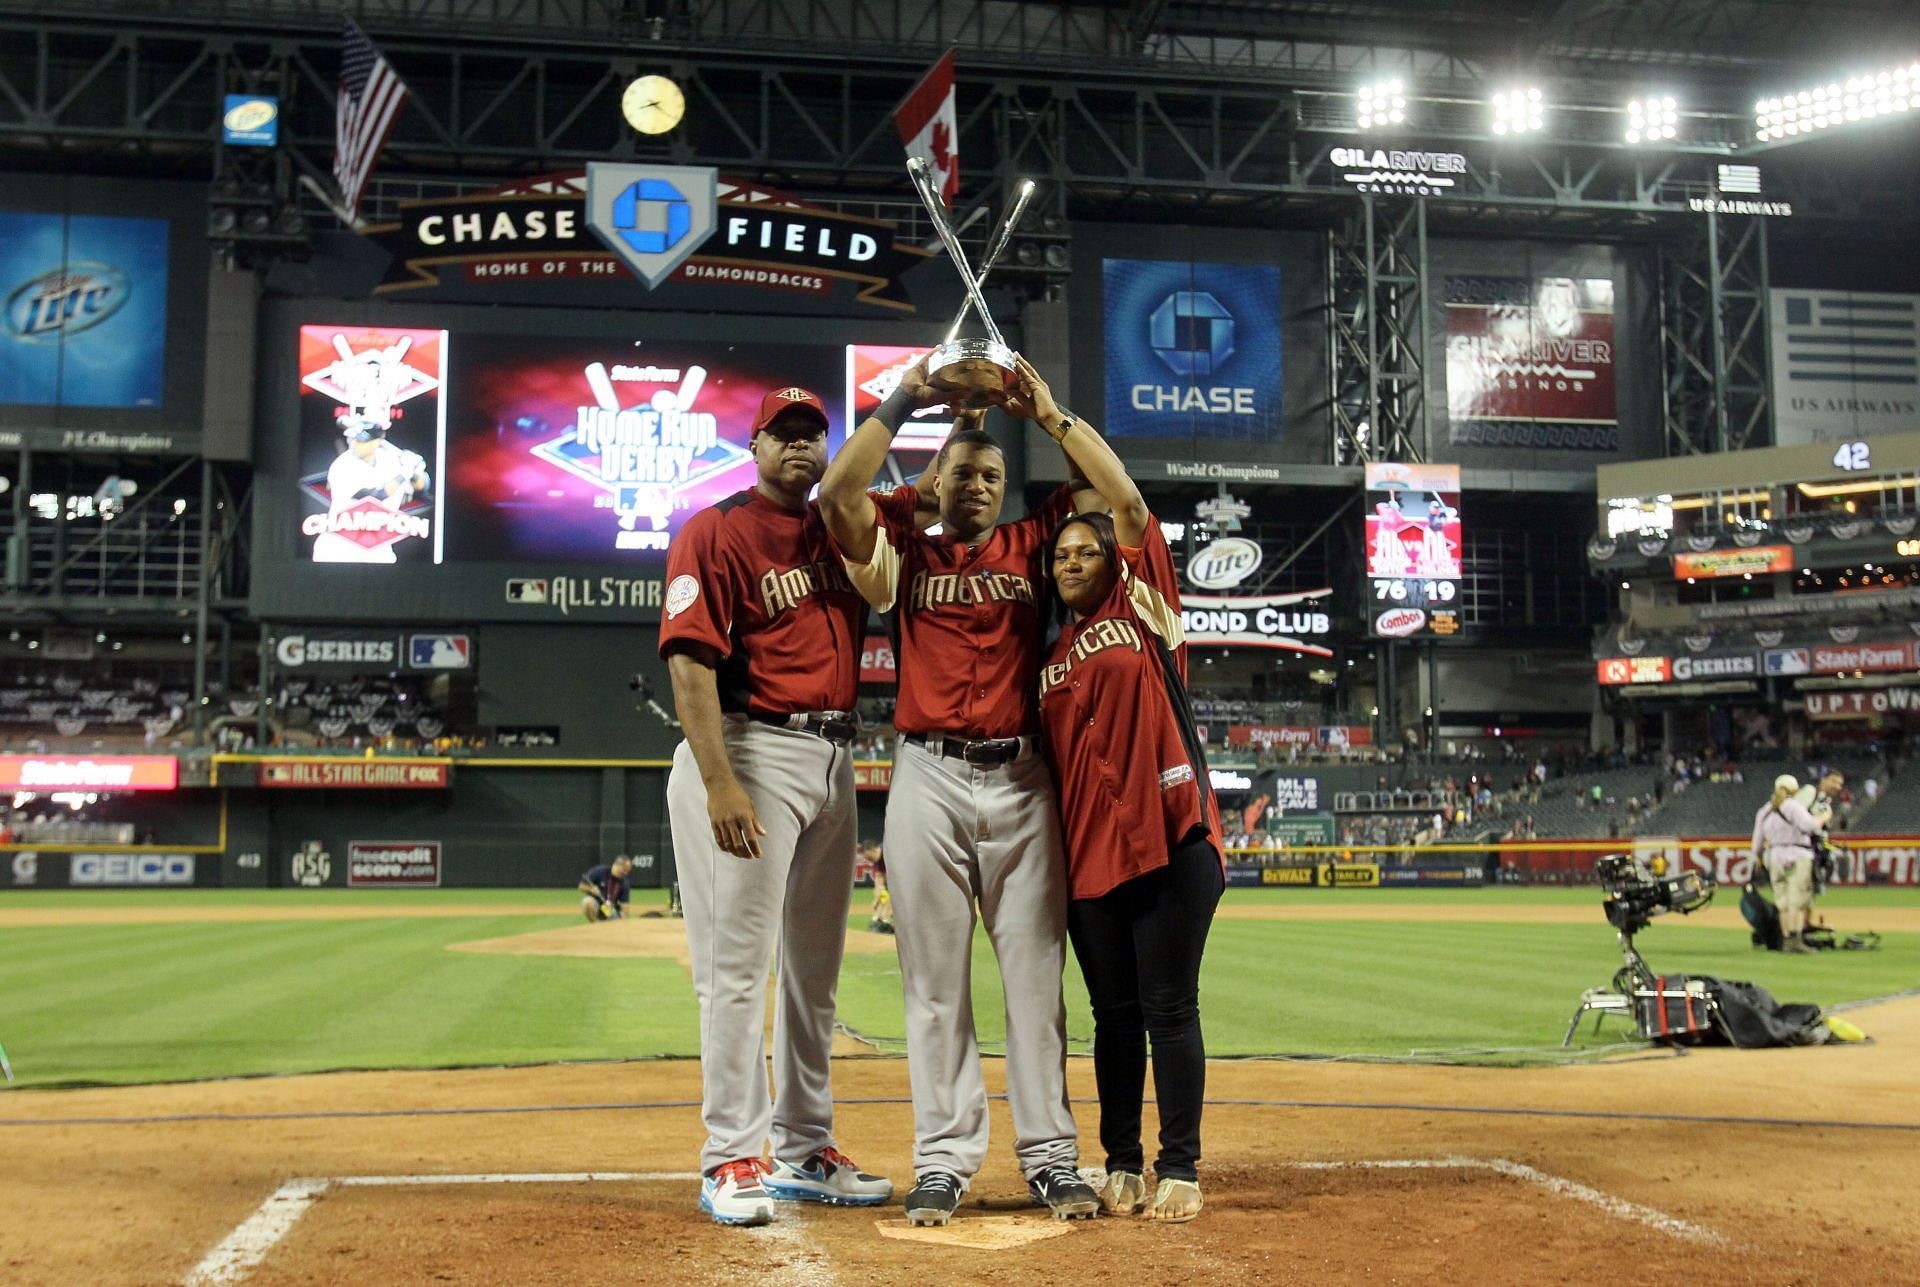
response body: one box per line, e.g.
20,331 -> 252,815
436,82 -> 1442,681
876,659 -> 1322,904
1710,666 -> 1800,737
905,732 -> 1026,765
750,712 -> 856,745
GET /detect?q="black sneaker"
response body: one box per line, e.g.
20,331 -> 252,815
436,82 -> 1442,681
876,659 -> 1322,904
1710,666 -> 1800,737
1027,1164 -> 1100,1220
904,1169 -> 966,1227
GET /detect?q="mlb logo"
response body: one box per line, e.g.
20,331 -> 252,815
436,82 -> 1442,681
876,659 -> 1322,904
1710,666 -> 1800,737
1765,648 -> 1810,676
505,578 -> 548,604
409,634 -> 471,669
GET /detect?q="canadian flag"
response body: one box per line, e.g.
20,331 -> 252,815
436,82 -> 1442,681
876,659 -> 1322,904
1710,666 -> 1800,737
894,50 -> 958,207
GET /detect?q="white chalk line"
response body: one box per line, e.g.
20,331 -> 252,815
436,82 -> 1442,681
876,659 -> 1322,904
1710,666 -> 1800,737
184,1156 -> 1721,1285
181,1170 -> 700,1285
182,1178 -> 326,1287
1288,1157 -> 1726,1245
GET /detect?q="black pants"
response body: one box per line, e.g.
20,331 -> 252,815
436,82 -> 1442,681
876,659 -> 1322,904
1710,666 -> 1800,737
1065,830 -> 1224,1181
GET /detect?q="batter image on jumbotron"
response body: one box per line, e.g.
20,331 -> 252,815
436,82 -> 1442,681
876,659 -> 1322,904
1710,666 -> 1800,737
440,335 -> 849,562
295,325 -> 447,564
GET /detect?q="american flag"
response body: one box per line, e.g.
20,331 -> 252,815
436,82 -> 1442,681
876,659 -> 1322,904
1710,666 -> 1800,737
334,19 -> 410,222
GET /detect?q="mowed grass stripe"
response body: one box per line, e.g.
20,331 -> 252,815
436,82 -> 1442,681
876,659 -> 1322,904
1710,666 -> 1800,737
2,893 -> 1916,1086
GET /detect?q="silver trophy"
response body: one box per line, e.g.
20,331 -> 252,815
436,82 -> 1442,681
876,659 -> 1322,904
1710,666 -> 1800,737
906,159 -> 1035,407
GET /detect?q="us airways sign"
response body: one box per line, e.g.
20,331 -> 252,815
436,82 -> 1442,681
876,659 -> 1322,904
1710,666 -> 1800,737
366,170 -> 931,312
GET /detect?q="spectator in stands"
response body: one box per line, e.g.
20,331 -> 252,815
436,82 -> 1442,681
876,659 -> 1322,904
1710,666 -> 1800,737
1751,775 -> 1823,954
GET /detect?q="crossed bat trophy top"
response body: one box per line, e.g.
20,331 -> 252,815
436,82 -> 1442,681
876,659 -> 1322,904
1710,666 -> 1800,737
906,157 -> 1036,408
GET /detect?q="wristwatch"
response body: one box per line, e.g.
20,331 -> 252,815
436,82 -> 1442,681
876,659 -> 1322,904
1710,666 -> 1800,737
1047,412 -> 1078,441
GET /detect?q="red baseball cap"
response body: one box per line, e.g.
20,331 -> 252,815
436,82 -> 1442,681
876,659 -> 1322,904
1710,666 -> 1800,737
752,386 -> 831,434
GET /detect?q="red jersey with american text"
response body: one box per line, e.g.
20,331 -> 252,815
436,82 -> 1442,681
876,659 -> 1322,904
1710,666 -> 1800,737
843,484 -> 1075,738
1038,516 -> 1221,900
657,490 -> 865,715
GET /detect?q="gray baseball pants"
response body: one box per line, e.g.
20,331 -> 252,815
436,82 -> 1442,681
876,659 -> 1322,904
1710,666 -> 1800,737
884,736 -> 1078,1181
668,717 -> 858,1174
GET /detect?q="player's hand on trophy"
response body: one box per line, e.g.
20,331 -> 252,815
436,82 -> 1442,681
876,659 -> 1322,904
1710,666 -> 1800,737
950,406 -> 989,433
998,354 -> 1061,424
896,353 -> 944,408
707,777 -> 768,859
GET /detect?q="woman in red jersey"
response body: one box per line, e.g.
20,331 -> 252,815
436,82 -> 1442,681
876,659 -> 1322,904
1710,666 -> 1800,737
1001,357 -> 1224,1224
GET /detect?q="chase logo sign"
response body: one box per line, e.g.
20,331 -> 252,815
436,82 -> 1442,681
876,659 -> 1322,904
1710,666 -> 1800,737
1103,259 -> 1281,438
4,262 -> 130,341
1153,291 -> 1235,375
585,164 -> 717,288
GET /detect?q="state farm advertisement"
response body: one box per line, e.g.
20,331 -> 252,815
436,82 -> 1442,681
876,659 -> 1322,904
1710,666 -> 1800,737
860,635 -> 897,685
297,325 -> 447,564
1226,724 -> 1374,749
0,755 -> 177,791
1811,640 -> 1917,674
347,840 -> 442,887
1646,836 -> 1920,887
256,759 -> 451,788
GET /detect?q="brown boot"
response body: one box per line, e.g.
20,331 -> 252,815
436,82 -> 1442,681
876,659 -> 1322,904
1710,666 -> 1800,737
1782,933 -> 1816,955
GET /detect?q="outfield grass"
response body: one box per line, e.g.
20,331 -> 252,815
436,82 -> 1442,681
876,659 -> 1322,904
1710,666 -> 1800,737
1,888 -> 1914,1088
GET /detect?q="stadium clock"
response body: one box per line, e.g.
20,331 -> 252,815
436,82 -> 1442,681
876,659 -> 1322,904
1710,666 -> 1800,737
621,75 -> 685,135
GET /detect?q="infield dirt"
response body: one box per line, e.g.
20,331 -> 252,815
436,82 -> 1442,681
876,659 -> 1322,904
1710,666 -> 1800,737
3,899 -> 1916,1284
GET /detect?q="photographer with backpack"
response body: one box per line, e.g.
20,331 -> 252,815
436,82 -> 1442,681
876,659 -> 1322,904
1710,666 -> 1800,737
1750,775 -> 1824,954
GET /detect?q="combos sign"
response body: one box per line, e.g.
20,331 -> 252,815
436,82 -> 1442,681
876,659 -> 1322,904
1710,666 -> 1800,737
1805,689 -> 1920,720
1181,589 -> 1334,655
366,169 -> 930,312
1102,258 -> 1282,439
257,759 -> 451,788
1673,546 -> 1791,579
0,755 -> 177,791
347,840 -> 442,887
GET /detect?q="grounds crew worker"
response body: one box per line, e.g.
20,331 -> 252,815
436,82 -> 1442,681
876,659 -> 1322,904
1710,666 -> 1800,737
577,855 -> 634,921
1752,774 -> 1823,954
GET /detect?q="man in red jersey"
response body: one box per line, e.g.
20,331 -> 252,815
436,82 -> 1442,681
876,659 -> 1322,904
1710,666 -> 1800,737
661,386 -> 903,1226
818,356 -> 1104,1228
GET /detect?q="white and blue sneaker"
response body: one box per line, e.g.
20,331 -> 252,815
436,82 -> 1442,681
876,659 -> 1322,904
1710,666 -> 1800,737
700,1157 -> 775,1225
764,1147 -> 894,1206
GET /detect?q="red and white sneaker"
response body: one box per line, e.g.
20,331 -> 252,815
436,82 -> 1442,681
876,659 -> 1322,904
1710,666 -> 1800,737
764,1147 -> 894,1206
700,1157 -> 775,1225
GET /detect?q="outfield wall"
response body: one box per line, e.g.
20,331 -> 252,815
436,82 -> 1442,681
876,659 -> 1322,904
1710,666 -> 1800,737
8,758 -> 1920,890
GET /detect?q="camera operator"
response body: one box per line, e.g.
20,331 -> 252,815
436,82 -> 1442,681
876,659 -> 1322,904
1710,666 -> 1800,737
1800,769 -> 1849,885
1751,775 -> 1823,954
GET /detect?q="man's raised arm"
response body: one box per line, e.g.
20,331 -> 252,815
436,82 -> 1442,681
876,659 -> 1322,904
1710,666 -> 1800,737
819,355 -> 941,564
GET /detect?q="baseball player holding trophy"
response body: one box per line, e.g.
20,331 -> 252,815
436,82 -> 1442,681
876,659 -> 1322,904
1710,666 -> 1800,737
819,165 -> 1104,1227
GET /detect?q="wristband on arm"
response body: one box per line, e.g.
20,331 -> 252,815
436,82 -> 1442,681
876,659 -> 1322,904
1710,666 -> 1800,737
873,387 -> 917,433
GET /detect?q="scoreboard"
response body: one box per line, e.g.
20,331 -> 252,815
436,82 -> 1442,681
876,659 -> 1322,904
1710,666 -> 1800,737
1365,462 -> 1463,638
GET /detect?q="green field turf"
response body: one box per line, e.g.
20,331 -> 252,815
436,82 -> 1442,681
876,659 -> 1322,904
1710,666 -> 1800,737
0,888 -> 1914,1089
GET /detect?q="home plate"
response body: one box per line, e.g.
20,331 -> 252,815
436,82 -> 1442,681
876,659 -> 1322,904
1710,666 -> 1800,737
874,1215 -> 1075,1250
